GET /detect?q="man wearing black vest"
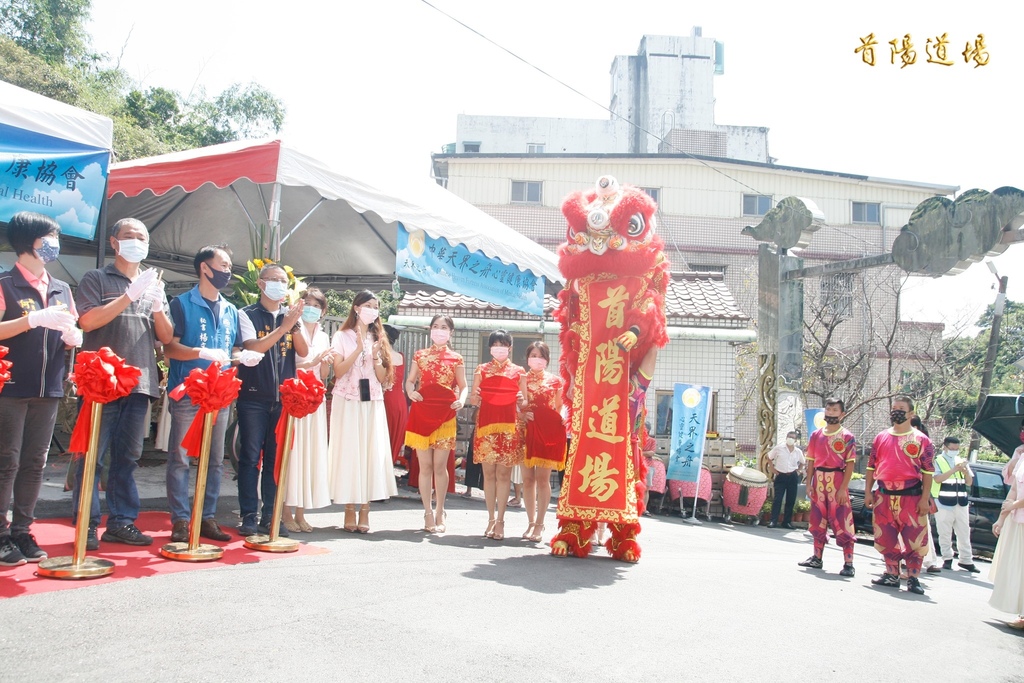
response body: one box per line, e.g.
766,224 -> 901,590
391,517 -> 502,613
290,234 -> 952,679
932,436 -> 979,573
235,263 -> 307,536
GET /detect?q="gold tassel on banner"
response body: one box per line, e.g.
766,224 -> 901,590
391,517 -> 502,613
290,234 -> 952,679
244,414 -> 299,553
159,412 -> 224,561
38,402 -> 115,579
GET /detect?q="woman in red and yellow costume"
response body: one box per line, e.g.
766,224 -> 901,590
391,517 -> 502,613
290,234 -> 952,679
404,315 -> 467,534
520,341 -> 565,543
468,329 -> 525,541
551,175 -> 669,563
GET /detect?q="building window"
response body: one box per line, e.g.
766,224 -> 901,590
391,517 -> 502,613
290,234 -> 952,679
641,187 -> 660,204
852,201 -> 880,224
821,272 -> 854,320
463,142 -> 481,153
742,194 -> 772,217
527,143 -> 545,154
688,263 -> 727,275
511,180 -> 543,204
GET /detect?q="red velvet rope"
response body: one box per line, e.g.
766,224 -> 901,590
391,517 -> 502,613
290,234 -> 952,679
68,348 -> 141,456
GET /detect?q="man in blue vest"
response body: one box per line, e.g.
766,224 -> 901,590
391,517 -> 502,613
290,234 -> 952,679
932,436 -> 979,573
74,217 -> 173,549
235,263 -> 307,536
162,245 -> 246,543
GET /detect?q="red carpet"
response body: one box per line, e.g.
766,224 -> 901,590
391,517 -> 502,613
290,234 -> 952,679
0,512 -> 329,599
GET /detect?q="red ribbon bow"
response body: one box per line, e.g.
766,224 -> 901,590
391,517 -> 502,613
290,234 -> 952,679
68,348 -> 142,456
0,346 -> 12,394
274,368 -> 326,483
177,362 -> 242,457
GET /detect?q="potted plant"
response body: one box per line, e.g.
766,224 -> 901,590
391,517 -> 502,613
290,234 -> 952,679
759,498 -> 773,525
794,499 -> 811,523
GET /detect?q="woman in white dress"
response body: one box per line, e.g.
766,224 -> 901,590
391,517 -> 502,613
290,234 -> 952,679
327,290 -> 396,533
282,288 -> 333,533
990,455 -> 1024,630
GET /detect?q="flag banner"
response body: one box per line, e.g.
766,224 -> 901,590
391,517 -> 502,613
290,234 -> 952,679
396,223 -> 546,315
804,408 -> 825,439
0,122 -> 109,239
667,383 -> 713,483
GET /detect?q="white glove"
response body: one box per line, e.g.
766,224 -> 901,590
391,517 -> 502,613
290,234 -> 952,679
126,268 -> 159,301
27,307 -> 77,330
198,348 -> 230,363
237,349 -> 264,367
61,327 -> 83,347
144,280 -> 166,313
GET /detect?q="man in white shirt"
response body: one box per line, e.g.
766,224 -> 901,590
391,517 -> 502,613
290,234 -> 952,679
767,431 -> 804,529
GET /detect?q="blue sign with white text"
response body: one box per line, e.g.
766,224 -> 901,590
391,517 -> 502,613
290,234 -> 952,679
667,383 -> 713,483
396,223 -> 546,315
0,122 -> 109,239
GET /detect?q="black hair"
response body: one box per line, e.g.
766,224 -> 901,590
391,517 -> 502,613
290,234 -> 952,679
910,415 -> 929,436
488,329 -> 512,347
429,314 -> 455,331
893,394 -> 915,411
193,244 -> 232,276
943,436 -> 960,446
6,211 -> 60,256
525,340 -> 550,362
383,324 -> 401,346
824,397 -> 845,413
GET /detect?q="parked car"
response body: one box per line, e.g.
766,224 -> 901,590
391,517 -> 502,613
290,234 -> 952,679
847,461 -> 1010,554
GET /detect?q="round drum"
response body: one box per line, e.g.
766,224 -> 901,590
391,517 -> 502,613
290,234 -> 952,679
723,466 -> 769,516
668,466 -> 712,502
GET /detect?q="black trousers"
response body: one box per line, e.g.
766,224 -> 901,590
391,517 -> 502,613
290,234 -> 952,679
770,471 -> 800,524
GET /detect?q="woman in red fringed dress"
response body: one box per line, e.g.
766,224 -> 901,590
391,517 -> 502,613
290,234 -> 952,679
520,341 -> 565,544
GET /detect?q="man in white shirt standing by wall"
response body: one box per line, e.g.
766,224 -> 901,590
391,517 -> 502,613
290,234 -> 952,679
767,430 -> 804,530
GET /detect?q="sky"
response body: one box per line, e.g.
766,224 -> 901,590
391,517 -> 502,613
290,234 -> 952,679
85,0 -> 1023,335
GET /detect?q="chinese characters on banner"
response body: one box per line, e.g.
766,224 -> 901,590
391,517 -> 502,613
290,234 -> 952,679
804,408 -> 825,442
855,33 -> 989,68
395,224 -> 547,316
0,122 -> 109,239
666,383 -> 713,483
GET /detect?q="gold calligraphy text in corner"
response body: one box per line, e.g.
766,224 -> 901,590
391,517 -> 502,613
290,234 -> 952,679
856,33 -> 989,67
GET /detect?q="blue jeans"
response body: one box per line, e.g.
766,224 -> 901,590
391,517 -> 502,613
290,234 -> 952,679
236,399 -> 281,522
72,393 -> 152,529
166,396 -> 230,523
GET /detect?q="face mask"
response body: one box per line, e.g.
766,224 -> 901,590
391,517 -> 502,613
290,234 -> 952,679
823,415 -> 841,425
1020,429 -> 1024,443
358,306 -> 379,325
35,236 -> 60,264
528,357 -> 548,371
890,409 -> 908,425
490,346 -> 510,361
943,449 -> 958,460
206,266 -> 232,291
263,280 -> 288,302
430,328 -> 451,345
786,437 -> 796,447
117,238 -> 149,263
301,306 -> 322,323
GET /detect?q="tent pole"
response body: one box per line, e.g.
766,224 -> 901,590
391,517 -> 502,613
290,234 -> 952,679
95,176 -> 109,268
269,182 -> 282,261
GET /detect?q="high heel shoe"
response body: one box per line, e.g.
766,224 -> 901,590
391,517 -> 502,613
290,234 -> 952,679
484,518 -> 496,538
522,523 -> 535,540
356,504 -> 370,534
529,524 -> 545,543
423,511 -> 437,533
342,505 -> 357,533
434,511 -> 447,534
492,519 -> 505,541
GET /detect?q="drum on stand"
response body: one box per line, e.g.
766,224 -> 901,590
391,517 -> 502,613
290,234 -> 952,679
722,465 -> 769,523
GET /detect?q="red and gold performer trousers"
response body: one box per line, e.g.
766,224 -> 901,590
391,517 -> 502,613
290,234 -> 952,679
873,480 -> 928,578
809,469 -> 856,565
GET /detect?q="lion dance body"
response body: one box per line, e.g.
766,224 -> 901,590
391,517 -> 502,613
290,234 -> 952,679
550,176 -> 669,563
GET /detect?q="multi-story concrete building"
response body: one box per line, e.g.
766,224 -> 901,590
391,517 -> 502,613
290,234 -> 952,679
431,30 -> 956,452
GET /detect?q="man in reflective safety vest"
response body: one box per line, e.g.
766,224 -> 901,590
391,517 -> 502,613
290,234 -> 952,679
931,436 -> 979,573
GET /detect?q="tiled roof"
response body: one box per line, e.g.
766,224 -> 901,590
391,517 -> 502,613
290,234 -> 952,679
397,273 -> 749,326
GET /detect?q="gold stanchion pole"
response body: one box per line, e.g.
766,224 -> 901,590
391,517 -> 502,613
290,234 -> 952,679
160,412 -> 224,561
38,402 -> 115,579
244,414 -> 299,552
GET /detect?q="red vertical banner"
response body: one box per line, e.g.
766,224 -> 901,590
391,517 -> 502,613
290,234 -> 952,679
560,275 -> 643,522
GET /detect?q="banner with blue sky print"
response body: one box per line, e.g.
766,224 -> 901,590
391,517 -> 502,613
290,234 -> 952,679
396,223 -> 546,315
0,122 -> 109,239
667,383 -> 713,483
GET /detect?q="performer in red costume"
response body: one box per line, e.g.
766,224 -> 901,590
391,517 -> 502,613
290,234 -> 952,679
864,395 -> 935,595
799,397 -> 857,576
550,176 -> 669,563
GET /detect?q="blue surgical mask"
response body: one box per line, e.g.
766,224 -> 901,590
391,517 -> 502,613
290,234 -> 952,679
301,305 -> 321,323
35,236 -> 60,264
263,280 -> 288,301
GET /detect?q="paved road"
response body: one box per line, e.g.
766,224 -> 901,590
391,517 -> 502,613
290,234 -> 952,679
3,492 -> 1022,682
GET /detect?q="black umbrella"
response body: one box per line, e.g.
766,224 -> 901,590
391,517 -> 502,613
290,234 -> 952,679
971,393 -> 1024,456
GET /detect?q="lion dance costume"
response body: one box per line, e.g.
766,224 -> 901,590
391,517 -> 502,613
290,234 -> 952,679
550,176 -> 669,563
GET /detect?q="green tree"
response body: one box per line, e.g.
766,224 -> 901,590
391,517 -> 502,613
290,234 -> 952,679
0,0 -> 92,65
